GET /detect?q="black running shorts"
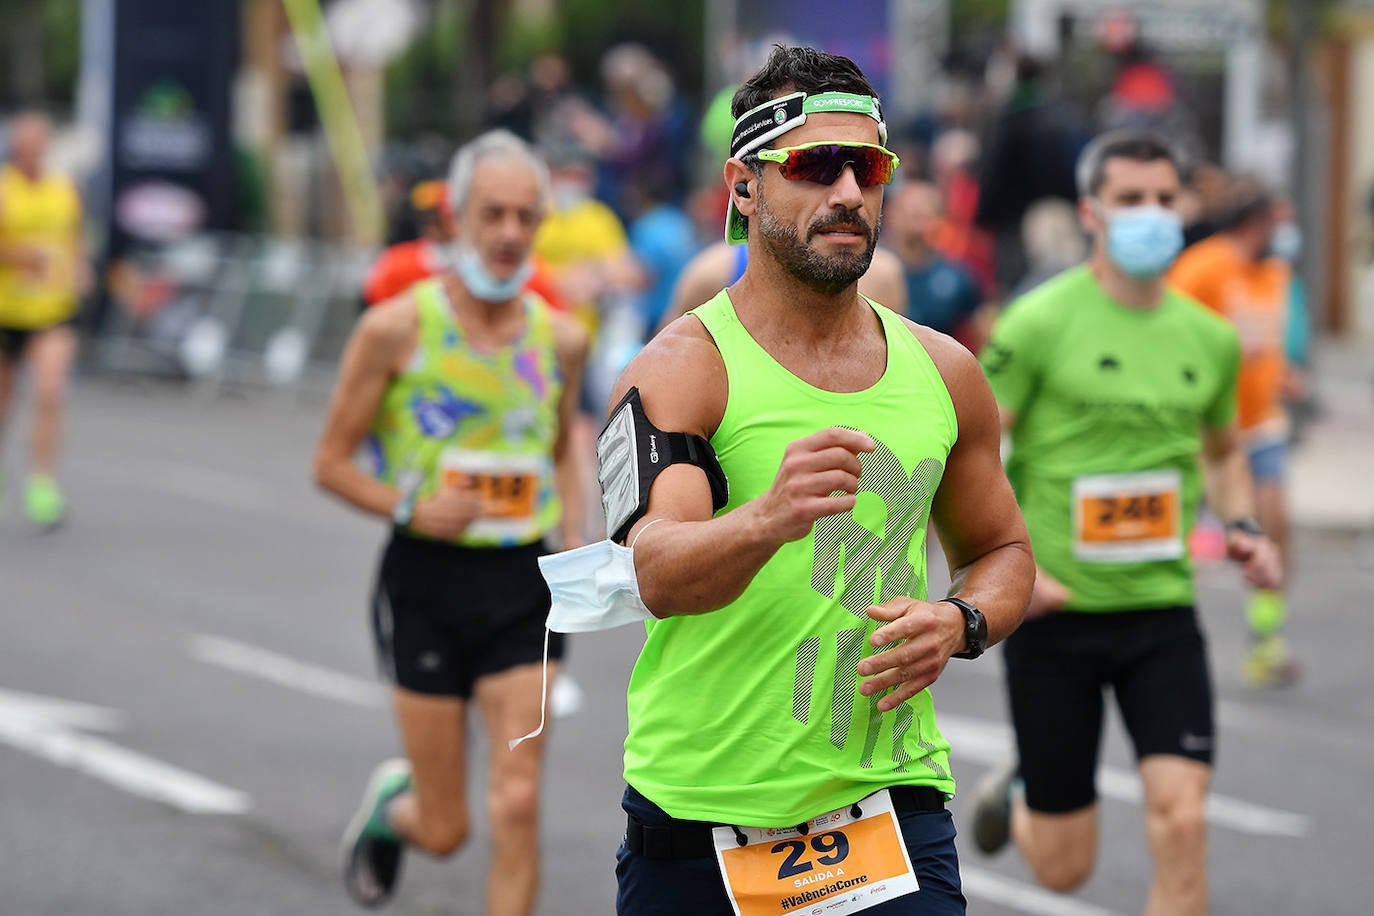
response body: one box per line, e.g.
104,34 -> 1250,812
370,532 -> 565,698
0,325 -> 37,360
1001,605 -> 1214,814
0,320 -> 75,360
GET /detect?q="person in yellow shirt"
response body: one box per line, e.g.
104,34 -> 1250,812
0,111 -> 86,527
532,148 -> 641,331
1170,181 -> 1300,686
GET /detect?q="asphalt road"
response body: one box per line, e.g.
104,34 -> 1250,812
1,379 -> 1370,915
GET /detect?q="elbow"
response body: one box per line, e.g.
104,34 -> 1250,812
311,451 -> 339,494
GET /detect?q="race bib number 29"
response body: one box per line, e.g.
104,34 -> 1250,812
711,789 -> 919,916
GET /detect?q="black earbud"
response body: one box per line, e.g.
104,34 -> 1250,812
734,181 -> 751,199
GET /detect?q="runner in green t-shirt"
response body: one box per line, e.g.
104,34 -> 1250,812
971,130 -> 1282,916
607,46 -> 1034,916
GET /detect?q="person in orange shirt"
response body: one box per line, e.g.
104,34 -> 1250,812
1170,182 -> 1300,687
363,180 -> 565,311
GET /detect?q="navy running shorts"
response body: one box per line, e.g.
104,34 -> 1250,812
615,785 -> 966,915
370,531 -> 564,698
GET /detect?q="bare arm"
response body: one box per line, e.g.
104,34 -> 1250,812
1202,422 -> 1282,590
859,328 -> 1034,710
551,312 -> 591,548
312,296 -> 485,539
311,301 -> 416,519
612,321 -> 875,615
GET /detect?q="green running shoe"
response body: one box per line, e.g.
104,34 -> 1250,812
25,475 -> 64,528
1244,635 -> 1302,688
341,758 -> 412,908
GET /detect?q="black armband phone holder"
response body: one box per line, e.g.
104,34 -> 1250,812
597,386 -> 729,543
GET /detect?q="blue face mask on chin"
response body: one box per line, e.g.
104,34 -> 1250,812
452,243 -> 533,302
1101,204 -> 1184,279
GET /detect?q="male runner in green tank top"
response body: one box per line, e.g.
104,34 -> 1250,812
608,45 -> 1034,915
313,130 -> 589,914
970,130 -> 1282,916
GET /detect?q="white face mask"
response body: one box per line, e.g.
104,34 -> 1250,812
507,537 -> 655,751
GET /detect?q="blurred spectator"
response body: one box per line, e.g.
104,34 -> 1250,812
623,176 -> 698,341
884,181 -> 989,351
1169,179 -> 1301,686
1181,160 -> 1233,247
565,43 -> 692,220
533,146 -> 639,328
976,55 -> 1087,295
527,53 -> 577,148
1009,197 -> 1088,298
927,128 -> 996,294
363,179 -> 451,306
1096,40 -> 1202,162
485,70 -> 534,138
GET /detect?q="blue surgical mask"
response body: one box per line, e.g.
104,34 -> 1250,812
1101,204 -> 1184,279
1270,222 -> 1302,262
451,242 -> 533,302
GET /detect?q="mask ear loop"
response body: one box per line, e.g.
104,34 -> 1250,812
509,524 -> 666,751
508,626 -> 552,751
631,517 -> 666,549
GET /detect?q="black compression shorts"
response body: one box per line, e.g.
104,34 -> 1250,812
370,532 -> 565,698
1002,605 -> 1214,814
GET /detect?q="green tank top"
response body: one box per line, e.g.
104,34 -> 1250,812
623,290 -> 960,826
366,279 -> 563,548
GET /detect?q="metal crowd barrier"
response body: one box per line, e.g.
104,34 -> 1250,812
88,232 -> 373,396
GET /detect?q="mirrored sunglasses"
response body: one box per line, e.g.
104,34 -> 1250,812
755,142 -> 900,188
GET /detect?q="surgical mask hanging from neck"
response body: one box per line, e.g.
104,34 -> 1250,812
451,242 -> 533,302
1100,204 -> 1184,279
507,535 -> 657,751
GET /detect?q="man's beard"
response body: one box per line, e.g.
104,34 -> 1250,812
756,186 -> 880,296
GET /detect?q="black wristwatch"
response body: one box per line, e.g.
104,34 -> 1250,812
1225,516 -> 1265,537
941,597 -> 988,660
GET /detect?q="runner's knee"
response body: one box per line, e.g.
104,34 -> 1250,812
1022,813 -> 1096,892
1030,848 -> 1094,893
489,775 -> 540,830
1145,794 -> 1206,852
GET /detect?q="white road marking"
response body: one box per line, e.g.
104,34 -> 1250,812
0,687 -> 249,815
961,867 -> 1124,916
191,633 -> 584,720
937,712 -> 1311,838
189,634 -> 387,709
